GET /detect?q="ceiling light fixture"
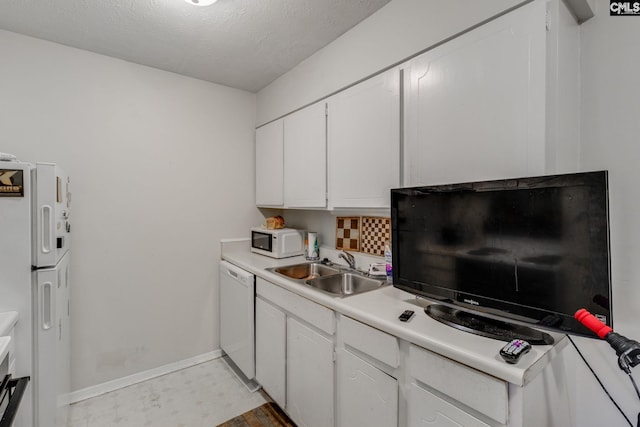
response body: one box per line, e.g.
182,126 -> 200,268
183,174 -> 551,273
184,0 -> 218,6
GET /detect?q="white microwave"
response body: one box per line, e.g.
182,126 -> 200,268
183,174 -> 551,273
250,227 -> 304,258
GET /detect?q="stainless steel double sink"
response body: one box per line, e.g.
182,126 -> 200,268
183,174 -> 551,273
266,262 -> 387,297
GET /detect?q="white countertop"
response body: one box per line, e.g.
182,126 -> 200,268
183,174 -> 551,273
0,311 -> 18,337
0,336 -> 9,365
221,239 -> 567,387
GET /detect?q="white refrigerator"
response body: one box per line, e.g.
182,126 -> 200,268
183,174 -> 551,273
0,160 -> 71,427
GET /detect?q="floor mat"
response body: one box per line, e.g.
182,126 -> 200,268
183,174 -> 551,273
216,402 -> 296,427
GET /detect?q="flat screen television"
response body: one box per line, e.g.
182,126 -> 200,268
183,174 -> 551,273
391,171 -> 611,341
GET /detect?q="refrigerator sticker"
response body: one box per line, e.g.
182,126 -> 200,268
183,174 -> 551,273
0,169 -> 24,197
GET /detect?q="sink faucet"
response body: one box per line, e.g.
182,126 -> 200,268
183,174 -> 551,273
338,251 -> 356,270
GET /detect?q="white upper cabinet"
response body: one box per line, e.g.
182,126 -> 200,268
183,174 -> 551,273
327,68 -> 400,209
256,0 -> 578,207
283,103 -> 327,208
255,119 -> 284,206
403,0 -> 547,187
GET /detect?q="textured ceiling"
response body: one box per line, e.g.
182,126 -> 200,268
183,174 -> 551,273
0,0 -> 390,92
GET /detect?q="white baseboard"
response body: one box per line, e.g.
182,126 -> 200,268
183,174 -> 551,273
69,349 -> 222,404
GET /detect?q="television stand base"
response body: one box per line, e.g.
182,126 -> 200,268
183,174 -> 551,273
425,304 -> 555,345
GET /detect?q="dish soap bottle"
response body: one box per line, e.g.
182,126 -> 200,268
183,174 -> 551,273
384,240 -> 392,283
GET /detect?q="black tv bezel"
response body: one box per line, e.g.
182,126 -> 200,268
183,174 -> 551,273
390,171 -> 612,338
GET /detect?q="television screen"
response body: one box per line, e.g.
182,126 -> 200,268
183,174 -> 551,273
391,171 -> 611,338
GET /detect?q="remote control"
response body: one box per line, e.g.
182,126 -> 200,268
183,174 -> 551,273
399,310 -> 415,322
499,339 -> 531,364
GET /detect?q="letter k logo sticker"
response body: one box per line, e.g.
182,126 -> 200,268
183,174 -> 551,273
0,171 -> 17,186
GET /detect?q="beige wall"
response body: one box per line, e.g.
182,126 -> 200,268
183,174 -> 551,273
571,1 -> 640,424
0,29 -> 263,391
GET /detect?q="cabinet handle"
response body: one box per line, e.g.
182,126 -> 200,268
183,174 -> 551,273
41,282 -> 52,330
41,205 -> 52,254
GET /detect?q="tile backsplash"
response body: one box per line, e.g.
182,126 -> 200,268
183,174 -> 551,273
335,216 -> 390,256
335,216 -> 360,251
360,216 -> 391,256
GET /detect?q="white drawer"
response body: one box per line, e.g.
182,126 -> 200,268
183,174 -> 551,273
409,344 -> 508,424
409,382 -> 491,427
339,315 -> 399,368
256,277 -> 335,335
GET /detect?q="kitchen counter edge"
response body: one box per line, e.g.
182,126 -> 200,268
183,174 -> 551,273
220,239 -> 567,387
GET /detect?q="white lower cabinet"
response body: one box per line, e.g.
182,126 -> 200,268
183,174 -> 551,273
408,344 -> 508,425
255,278 -> 335,427
336,315 -> 399,427
286,317 -> 334,427
336,348 -> 398,427
255,296 -> 286,409
252,277 -> 569,427
408,382 -> 490,427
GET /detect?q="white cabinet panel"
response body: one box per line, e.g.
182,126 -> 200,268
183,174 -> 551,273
255,119 -> 284,206
340,315 -> 399,368
404,0 -> 546,186
408,382 -> 490,427
256,277 -> 335,335
328,68 -> 400,208
337,348 -> 398,427
255,297 -> 286,408
284,103 -> 327,208
545,0 -> 581,173
409,344 -> 507,424
286,317 -> 334,427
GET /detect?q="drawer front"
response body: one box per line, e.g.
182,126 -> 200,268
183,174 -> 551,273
340,315 -> 399,368
256,277 -> 335,335
409,344 -> 507,424
409,382 -> 491,427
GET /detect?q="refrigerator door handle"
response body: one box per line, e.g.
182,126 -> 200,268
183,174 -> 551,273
41,205 -> 52,254
41,282 -> 52,330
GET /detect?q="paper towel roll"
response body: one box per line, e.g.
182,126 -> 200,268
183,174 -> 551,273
306,232 -> 319,260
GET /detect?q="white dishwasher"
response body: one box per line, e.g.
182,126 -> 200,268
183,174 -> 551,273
219,260 -> 255,380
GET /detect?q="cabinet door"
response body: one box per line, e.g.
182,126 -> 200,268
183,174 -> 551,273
328,68 -> 400,209
336,349 -> 398,427
255,119 -> 284,206
408,382 -> 490,427
284,103 -> 327,208
287,318 -> 334,427
404,0 -> 546,187
255,297 -> 286,409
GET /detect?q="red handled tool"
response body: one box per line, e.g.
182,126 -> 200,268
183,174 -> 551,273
575,309 -> 640,374
575,309 -> 640,426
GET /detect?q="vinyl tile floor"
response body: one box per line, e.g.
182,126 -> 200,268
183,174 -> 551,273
68,357 -> 267,427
